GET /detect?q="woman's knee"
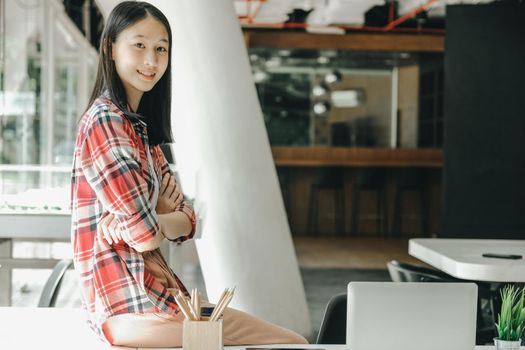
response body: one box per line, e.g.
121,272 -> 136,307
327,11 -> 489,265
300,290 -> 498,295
102,313 -> 183,347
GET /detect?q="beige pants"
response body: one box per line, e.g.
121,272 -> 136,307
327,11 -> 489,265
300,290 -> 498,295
102,306 -> 308,347
102,250 -> 309,347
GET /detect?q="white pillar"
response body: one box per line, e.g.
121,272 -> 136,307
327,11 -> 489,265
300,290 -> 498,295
149,0 -> 311,336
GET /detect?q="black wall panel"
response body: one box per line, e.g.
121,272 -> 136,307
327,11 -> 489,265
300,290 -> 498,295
442,4 -> 525,238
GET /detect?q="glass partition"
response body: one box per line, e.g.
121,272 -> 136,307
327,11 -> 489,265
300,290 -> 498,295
249,47 -> 440,148
1,0 -> 43,165
1,0 -> 97,171
0,0 -> 97,307
53,20 -> 79,166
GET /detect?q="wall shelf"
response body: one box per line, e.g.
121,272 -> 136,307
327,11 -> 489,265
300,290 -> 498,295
244,31 -> 444,52
271,147 -> 443,167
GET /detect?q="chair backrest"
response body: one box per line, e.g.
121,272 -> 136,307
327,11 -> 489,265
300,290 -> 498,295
316,293 -> 347,344
387,260 -> 458,283
38,259 -> 74,307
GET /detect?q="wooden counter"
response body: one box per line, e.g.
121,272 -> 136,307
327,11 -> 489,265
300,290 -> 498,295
271,147 -> 443,167
246,31 -> 444,52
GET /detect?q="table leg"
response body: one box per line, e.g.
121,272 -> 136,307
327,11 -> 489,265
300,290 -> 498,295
0,239 -> 13,306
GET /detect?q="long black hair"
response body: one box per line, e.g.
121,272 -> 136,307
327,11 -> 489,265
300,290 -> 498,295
86,1 -> 172,145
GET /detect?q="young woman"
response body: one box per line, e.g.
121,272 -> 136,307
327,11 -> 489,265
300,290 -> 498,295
71,2 -> 308,347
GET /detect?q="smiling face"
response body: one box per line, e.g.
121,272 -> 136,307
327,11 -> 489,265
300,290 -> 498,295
111,15 -> 169,111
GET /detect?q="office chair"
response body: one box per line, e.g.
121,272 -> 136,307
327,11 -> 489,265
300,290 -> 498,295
38,259 -> 74,307
387,260 -> 456,282
390,168 -> 429,237
316,293 -> 347,344
307,167 -> 346,236
351,168 -> 388,237
387,260 -> 498,345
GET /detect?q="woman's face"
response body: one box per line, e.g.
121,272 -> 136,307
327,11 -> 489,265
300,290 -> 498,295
112,16 -> 169,103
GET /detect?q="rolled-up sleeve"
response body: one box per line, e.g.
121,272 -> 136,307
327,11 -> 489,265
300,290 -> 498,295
154,146 -> 196,242
81,109 -> 160,249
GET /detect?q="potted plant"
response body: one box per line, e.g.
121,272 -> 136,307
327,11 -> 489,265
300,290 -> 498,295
495,285 -> 525,350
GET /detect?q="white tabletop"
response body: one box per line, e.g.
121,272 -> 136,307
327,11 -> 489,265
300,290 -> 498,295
0,212 -> 71,240
409,238 -> 525,282
0,307 -> 509,350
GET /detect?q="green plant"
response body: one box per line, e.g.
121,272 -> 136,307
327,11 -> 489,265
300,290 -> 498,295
496,285 -> 525,341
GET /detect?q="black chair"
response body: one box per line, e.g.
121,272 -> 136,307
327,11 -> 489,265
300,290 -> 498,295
38,259 -> 74,307
307,167 -> 346,236
390,168 -> 428,237
387,260 -> 498,345
351,168 -> 388,236
387,260 -> 456,282
316,293 -> 347,344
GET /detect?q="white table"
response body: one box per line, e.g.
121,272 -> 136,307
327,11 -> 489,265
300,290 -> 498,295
0,307 -> 513,350
0,212 -> 72,305
409,238 -> 525,282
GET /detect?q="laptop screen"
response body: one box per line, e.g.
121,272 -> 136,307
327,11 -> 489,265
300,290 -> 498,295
346,282 -> 477,350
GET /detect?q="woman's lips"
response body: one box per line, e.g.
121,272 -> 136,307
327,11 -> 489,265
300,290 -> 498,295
137,70 -> 156,81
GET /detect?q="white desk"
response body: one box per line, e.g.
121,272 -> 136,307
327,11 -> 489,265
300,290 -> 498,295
409,238 -> 525,282
0,307 -> 512,350
0,212 -> 72,305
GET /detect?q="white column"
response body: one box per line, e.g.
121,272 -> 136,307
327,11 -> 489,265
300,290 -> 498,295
150,0 -> 311,336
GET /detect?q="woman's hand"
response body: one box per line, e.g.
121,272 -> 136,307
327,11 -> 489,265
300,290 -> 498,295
156,173 -> 183,214
97,213 -> 122,245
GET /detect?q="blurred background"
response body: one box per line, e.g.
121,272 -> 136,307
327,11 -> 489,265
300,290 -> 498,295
1,0 -> 524,342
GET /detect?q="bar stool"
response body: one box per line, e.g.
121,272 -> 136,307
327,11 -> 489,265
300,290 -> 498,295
351,168 -> 388,236
391,168 -> 428,237
307,167 -> 346,236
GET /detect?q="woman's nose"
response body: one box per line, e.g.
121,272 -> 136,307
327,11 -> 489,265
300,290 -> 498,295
144,51 -> 158,67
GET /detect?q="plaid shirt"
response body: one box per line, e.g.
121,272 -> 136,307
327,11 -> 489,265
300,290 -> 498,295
70,92 -> 196,341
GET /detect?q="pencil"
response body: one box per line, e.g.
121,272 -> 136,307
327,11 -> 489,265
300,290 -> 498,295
174,292 -> 193,320
210,288 -> 234,322
210,294 -> 232,322
176,290 -> 199,321
209,288 -> 228,320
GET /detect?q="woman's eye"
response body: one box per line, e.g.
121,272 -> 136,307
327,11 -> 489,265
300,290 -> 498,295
134,43 -> 145,49
157,47 -> 167,54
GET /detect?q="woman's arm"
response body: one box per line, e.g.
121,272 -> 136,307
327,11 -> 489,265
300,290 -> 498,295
154,147 -> 197,243
156,174 -> 196,243
99,209 -> 192,252
158,211 -> 193,240
98,173 -> 195,251
82,109 -> 162,252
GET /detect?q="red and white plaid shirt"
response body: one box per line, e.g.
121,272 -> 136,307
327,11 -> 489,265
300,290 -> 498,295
70,92 -> 196,341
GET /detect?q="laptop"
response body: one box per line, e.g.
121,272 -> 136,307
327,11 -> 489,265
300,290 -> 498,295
346,282 -> 477,350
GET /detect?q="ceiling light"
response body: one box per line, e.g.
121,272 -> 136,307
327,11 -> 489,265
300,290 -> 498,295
331,89 -> 365,108
312,84 -> 328,97
317,56 -> 330,64
313,101 -> 330,115
324,70 -> 342,84
265,57 -> 282,69
253,70 -> 269,83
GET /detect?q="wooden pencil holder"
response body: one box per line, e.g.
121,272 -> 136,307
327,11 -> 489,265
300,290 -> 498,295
182,319 -> 223,350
